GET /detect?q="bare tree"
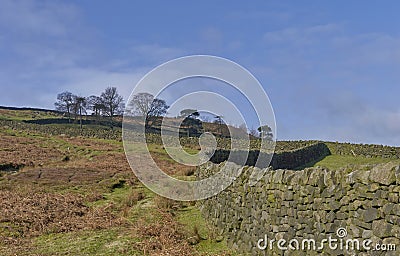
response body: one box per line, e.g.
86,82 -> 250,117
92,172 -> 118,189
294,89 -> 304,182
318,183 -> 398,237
100,87 -> 124,123
129,92 -> 169,128
55,91 -> 74,123
129,92 -> 153,117
72,96 -> 87,131
87,95 -> 105,122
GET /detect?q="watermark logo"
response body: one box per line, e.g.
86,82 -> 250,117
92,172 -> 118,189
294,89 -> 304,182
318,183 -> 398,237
336,227 -> 347,238
122,55 -> 276,201
257,228 -> 396,252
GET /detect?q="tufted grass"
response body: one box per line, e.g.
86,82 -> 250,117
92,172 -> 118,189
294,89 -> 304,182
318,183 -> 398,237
177,205 -> 239,255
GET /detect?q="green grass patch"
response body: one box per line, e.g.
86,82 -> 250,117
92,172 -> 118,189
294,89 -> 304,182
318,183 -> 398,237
33,228 -> 141,256
177,206 -> 238,255
89,184 -> 135,208
313,154 -> 400,169
0,109 -> 61,121
147,144 -> 200,164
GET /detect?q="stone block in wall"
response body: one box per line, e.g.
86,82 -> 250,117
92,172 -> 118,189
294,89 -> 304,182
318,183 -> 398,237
381,203 -> 395,216
385,215 -> 400,226
367,183 -> 380,192
335,212 -> 347,220
347,169 -> 370,185
340,195 -> 350,205
272,169 -> 285,184
361,208 -> 380,223
369,163 -> 398,185
321,186 -> 336,198
388,192 -> 399,203
308,170 -> 325,187
374,189 -> 389,200
372,219 -> 393,238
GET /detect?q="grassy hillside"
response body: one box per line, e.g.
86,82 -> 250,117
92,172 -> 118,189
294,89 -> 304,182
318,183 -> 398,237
0,107 -> 399,255
0,108 -> 237,256
0,107 -> 62,121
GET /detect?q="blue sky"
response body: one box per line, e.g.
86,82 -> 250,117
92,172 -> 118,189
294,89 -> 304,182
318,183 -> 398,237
0,1 -> 399,145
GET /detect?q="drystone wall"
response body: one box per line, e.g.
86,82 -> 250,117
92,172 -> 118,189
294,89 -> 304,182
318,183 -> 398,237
197,162 -> 400,255
0,120 -> 122,140
210,142 -> 331,169
325,142 -> 400,159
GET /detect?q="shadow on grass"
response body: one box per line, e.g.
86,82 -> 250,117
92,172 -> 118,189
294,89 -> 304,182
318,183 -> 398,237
293,154 -> 330,170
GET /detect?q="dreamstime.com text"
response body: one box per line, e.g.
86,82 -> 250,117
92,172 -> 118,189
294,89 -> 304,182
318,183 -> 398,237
257,228 -> 396,253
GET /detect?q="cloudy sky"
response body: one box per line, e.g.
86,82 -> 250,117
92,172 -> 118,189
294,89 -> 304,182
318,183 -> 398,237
0,1 -> 399,145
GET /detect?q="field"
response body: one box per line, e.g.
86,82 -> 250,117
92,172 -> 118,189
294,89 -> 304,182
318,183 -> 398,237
0,107 -> 399,255
0,109 -> 237,256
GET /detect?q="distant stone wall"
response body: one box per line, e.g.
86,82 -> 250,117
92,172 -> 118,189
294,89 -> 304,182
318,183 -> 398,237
0,120 -> 122,140
197,162 -> 400,255
210,142 -> 331,169
325,142 -> 400,159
